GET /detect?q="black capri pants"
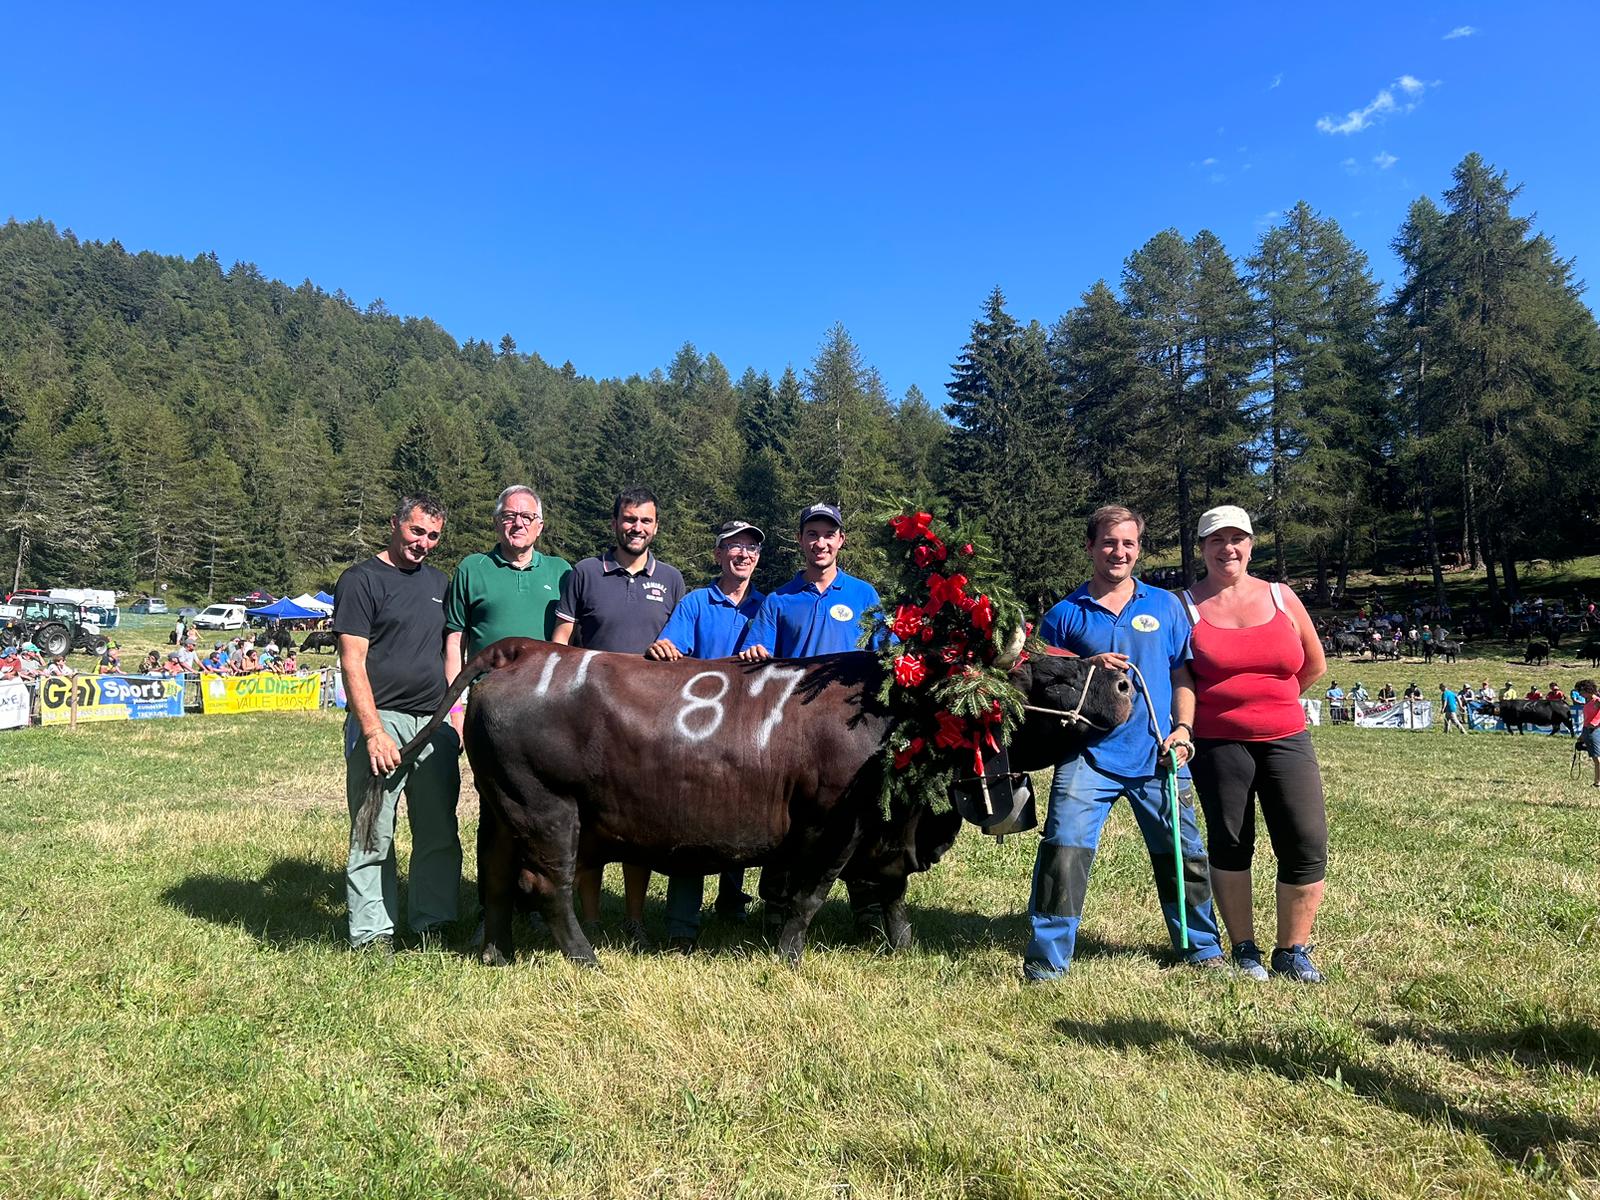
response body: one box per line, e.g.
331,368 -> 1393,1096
1190,729 -> 1328,885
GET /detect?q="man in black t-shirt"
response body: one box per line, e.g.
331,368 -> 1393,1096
333,493 -> 461,952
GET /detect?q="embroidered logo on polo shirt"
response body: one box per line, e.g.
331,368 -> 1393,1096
1131,614 -> 1160,632
642,580 -> 668,603
829,604 -> 854,622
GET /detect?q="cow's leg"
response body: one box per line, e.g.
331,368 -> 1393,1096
758,865 -> 792,942
847,876 -> 911,950
776,820 -> 864,966
477,798 -> 518,967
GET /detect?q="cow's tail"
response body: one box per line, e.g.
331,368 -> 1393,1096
353,637 -> 543,852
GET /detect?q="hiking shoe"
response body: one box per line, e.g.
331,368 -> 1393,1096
620,917 -> 654,952
667,936 -> 697,957
1270,943 -> 1324,983
1231,940 -> 1269,982
354,934 -> 394,957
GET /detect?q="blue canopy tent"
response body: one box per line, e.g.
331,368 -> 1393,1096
313,591 -> 335,607
246,597 -> 324,621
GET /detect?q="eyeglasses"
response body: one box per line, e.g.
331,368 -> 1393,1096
722,545 -> 761,558
500,512 -> 543,526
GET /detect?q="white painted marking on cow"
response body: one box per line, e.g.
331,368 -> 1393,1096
677,671 -> 730,741
534,651 -> 561,696
747,666 -> 805,750
568,650 -> 599,691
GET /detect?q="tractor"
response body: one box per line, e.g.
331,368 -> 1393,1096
5,598 -> 110,659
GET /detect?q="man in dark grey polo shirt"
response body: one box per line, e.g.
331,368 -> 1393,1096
552,486 -> 685,945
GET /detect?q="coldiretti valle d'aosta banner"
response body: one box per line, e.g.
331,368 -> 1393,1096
37,674 -> 186,725
201,673 -> 322,714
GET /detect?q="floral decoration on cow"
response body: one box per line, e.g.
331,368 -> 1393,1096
867,505 -> 1034,814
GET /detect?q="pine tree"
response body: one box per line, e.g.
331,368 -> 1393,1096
944,288 -> 1083,612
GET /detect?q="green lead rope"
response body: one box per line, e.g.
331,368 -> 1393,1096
1128,660 -> 1191,953
1165,764 -> 1189,950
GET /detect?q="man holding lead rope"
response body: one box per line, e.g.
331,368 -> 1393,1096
1021,504 -> 1223,981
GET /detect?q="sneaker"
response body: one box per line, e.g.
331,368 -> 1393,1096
620,916 -> 654,952
1231,940 -> 1269,982
1270,943 -> 1324,983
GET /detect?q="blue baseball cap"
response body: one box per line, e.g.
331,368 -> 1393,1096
798,502 -> 843,529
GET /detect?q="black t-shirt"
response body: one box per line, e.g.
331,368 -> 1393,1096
333,556 -> 449,713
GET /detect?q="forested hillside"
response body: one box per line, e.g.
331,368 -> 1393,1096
2,152 -> 1596,611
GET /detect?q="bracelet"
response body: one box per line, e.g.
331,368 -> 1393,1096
1173,722 -> 1193,737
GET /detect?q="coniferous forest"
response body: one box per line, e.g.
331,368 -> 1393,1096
2,153 -> 1596,613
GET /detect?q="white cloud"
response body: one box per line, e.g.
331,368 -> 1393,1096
1209,172 -> 1226,184
1270,72 -> 1283,89
1373,151 -> 1398,170
1201,156 -> 1218,166
1341,157 -> 1360,175
1316,75 -> 1433,134
1444,25 -> 1476,39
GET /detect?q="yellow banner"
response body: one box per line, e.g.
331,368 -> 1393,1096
38,673 -> 186,725
200,673 -> 322,714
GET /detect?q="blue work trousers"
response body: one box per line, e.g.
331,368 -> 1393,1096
664,869 -> 750,940
1023,755 -> 1222,979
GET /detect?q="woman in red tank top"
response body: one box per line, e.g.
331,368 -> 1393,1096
1183,505 -> 1330,983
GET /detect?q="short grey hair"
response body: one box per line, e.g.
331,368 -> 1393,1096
494,485 -> 543,518
395,493 -> 446,524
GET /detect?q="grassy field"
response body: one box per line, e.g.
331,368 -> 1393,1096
0,675 -> 1596,1198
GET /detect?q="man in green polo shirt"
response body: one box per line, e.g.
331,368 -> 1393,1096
444,484 -> 572,737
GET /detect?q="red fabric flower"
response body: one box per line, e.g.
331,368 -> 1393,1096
893,736 -> 925,770
959,542 -> 975,557
933,710 -> 971,752
893,653 -> 928,688
918,626 -> 936,642
940,642 -> 965,664
970,594 -> 995,634
890,511 -> 934,542
912,544 -> 937,569
923,572 -> 970,615
890,603 -> 926,640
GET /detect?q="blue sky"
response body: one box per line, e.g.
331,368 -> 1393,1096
2,4 -> 1595,400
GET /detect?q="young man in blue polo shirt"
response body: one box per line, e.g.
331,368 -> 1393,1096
1022,504 -> 1223,981
737,503 -> 882,661
647,519 -> 767,947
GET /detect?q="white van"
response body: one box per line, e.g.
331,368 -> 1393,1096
194,603 -> 248,630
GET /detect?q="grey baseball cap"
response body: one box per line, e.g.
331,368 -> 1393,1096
714,520 -> 765,544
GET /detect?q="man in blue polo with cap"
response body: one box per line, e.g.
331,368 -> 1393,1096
737,503 -> 882,661
1022,503 -> 1223,981
647,518 -> 767,947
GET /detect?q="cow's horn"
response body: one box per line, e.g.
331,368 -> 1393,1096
993,624 -> 1026,668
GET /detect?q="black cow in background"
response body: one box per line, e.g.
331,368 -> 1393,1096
1476,699 -> 1574,735
1524,641 -> 1550,666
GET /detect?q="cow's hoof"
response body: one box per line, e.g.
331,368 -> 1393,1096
480,946 -> 512,967
884,922 -> 913,952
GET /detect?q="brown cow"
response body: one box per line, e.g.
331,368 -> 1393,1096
358,638 -> 1132,966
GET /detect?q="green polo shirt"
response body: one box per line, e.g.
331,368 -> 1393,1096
444,547 -> 572,658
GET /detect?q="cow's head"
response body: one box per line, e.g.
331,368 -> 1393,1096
949,652 -> 1135,836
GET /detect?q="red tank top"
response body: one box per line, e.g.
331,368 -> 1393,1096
1184,583 -> 1307,741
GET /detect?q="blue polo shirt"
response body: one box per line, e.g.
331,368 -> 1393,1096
738,569 -> 882,658
1038,582 -> 1192,781
657,582 -> 765,659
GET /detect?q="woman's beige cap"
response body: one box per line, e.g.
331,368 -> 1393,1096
1196,504 -> 1254,540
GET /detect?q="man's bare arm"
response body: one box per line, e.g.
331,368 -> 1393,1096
338,634 -> 401,775
550,619 -> 575,646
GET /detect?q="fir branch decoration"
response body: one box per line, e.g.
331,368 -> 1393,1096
864,503 -> 1033,815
